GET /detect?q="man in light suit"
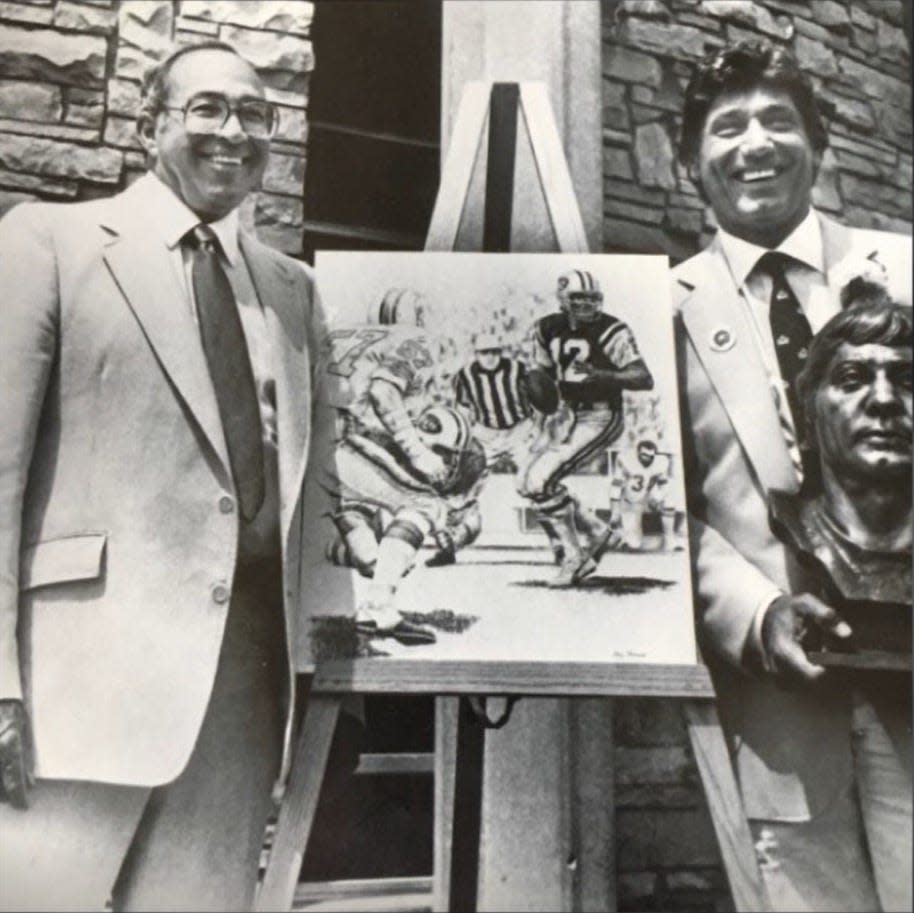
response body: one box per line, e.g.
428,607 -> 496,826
673,41 -> 912,911
0,40 -> 325,910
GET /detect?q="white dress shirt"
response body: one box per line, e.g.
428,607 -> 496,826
715,209 -> 842,665
129,173 -> 279,557
717,208 -> 840,367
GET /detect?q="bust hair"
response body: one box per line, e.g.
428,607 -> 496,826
678,39 -> 829,170
139,40 -> 249,122
797,292 -> 913,434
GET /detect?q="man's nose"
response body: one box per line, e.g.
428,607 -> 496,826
217,110 -> 247,141
866,372 -> 904,412
741,118 -> 774,157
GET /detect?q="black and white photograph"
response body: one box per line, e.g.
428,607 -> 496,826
0,1 -> 910,912
301,251 -> 696,666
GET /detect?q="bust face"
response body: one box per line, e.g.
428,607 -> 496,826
812,341 -> 912,483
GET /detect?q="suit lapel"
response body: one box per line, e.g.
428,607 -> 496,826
677,241 -> 798,492
240,234 -> 311,541
100,193 -> 229,472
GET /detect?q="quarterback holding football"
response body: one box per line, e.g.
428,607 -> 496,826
517,269 -> 654,586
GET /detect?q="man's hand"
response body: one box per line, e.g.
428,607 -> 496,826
0,699 -> 32,809
760,593 -> 852,685
411,446 -> 449,486
570,358 -> 594,377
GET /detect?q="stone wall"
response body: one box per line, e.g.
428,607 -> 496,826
0,0 -> 312,255
615,699 -> 733,911
601,0 -> 912,262
605,3 -> 911,909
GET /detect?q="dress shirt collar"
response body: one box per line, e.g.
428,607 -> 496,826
132,172 -> 242,266
717,208 -> 825,286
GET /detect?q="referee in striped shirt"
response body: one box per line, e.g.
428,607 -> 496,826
453,332 -> 534,474
455,332 -> 530,431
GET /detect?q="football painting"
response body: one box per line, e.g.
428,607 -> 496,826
298,252 -> 697,679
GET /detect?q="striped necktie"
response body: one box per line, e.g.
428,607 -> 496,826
185,224 -> 265,521
755,250 -> 815,483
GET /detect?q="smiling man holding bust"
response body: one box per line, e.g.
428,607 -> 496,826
673,40 -> 912,912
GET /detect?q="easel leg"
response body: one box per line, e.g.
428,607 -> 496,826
683,700 -> 770,913
448,696 -> 486,913
255,694 -> 343,912
433,697 -> 458,912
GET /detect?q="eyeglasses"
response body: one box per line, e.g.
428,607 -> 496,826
164,92 -> 278,140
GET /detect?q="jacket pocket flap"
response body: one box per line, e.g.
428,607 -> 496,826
20,533 -> 107,592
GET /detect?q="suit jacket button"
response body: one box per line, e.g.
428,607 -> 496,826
219,495 -> 235,514
212,584 -> 230,605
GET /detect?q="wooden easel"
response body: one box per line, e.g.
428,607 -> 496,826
256,81 -> 769,913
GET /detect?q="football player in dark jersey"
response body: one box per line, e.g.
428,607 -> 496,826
517,269 -> 654,586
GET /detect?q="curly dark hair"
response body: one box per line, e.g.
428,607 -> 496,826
678,39 -> 828,170
797,281 -> 912,440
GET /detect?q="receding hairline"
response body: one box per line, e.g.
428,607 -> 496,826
164,45 -> 261,89
141,42 -> 263,114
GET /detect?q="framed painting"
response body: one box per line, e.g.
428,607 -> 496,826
297,251 -> 698,691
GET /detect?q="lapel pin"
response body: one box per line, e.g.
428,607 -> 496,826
710,325 -> 736,352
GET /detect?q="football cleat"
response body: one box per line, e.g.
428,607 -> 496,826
546,552 -> 597,588
354,598 -> 402,633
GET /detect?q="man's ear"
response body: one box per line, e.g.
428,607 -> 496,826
137,113 -> 157,157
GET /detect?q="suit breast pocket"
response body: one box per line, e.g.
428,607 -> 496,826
19,533 -> 107,592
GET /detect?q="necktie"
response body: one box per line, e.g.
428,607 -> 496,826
755,250 -> 815,482
186,224 -> 265,522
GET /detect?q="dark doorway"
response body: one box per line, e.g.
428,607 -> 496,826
298,0 -> 442,886
302,0 -> 442,261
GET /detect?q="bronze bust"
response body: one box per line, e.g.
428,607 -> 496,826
769,280 -> 912,668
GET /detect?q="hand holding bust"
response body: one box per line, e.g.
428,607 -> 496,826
767,279 -> 913,673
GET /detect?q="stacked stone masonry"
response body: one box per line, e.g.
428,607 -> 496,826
601,0 -> 912,262
0,0 -> 313,255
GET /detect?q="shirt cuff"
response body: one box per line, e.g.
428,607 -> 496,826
748,588 -> 784,674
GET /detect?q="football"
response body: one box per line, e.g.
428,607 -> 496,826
522,368 -> 560,415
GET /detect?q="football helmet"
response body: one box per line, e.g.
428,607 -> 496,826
415,405 -> 486,495
556,270 -> 603,324
375,287 -> 426,327
416,405 -> 473,455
